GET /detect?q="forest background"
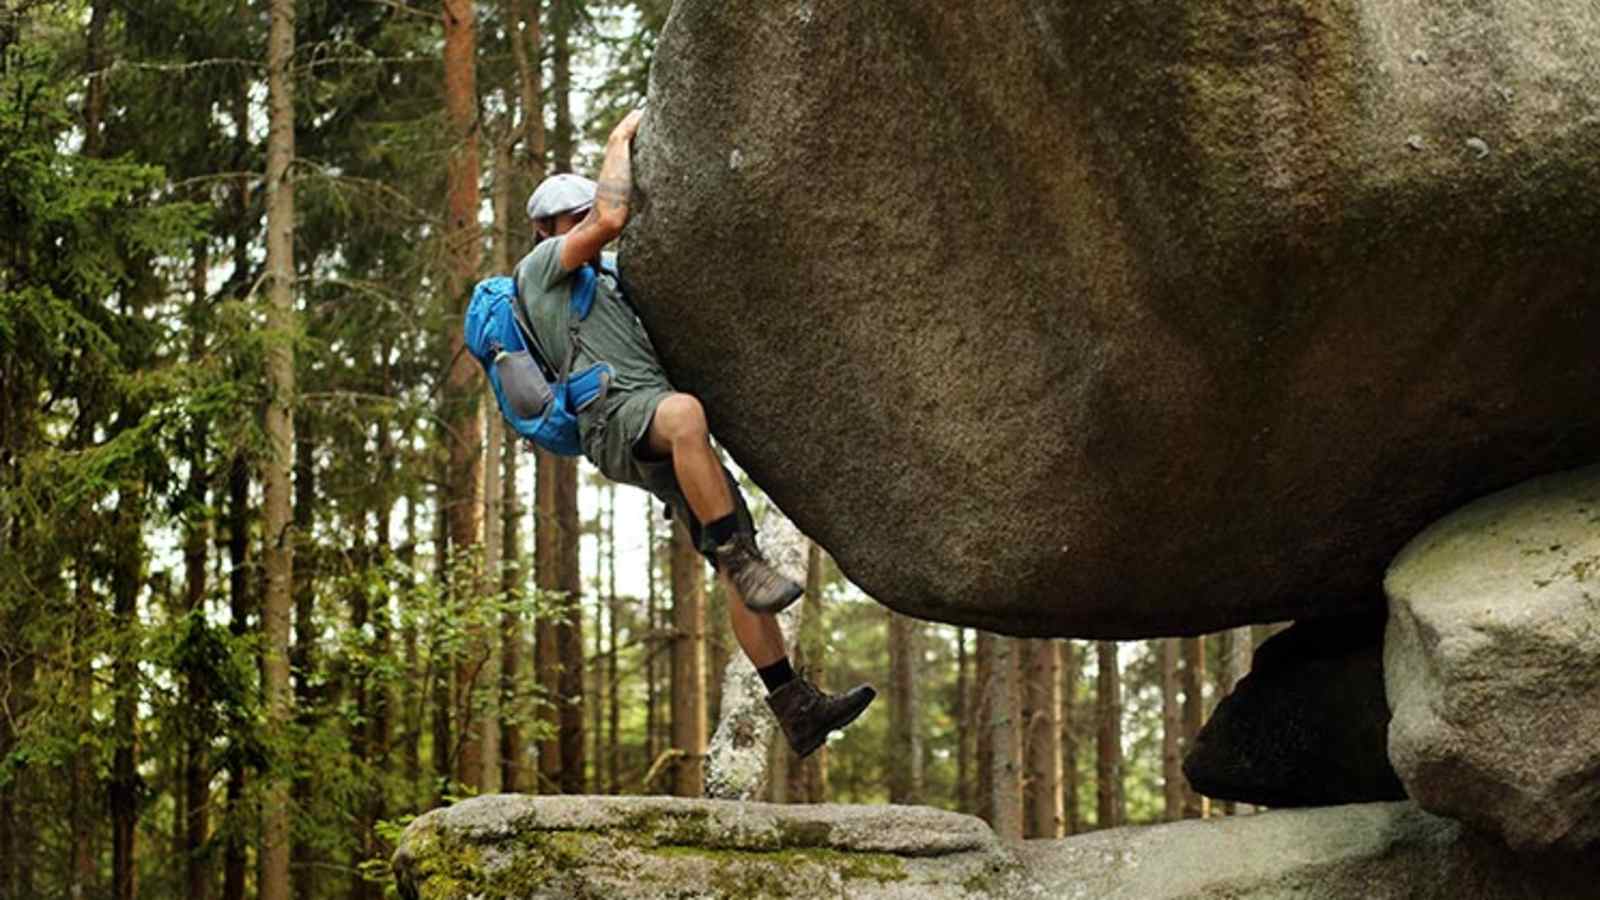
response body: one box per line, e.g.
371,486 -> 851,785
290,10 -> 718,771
0,1 -> 1273,897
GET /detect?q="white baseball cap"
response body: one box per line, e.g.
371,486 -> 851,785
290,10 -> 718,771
526,173 -> 596,221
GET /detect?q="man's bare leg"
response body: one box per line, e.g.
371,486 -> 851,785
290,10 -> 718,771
644,393 -> 734,525
644,392 -> 803,614
724,574 -> 787,668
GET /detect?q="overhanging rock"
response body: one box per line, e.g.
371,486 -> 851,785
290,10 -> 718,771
620,0 -> 1600,637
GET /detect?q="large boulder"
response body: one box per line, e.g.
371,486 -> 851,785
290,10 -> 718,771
1183,612 -> 1405,807
621,0 -> 1600,637
391,795 -> 1032,899
393,797 -> 1600,899
1020,802 -> 1599,899
1385,463 -> 1600,852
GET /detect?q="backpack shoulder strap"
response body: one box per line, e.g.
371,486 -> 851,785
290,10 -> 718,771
508,278 -> 559,384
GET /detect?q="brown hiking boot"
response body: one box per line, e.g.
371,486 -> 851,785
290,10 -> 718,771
714,536 -> 804,614
766,676 -> 877,759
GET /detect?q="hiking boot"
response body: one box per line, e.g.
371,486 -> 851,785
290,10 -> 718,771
715,536 -> 804,614
766,676 -> 877,759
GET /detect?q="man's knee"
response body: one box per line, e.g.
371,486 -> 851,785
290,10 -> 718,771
656,393 -> 708,443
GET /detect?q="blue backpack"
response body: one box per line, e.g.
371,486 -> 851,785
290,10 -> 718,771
464,262 -> 615,457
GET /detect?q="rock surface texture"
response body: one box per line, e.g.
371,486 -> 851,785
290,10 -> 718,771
1385,463 -> 1600,853
1019,802 -> 1599,899
1183,613 -> 1405,807
390,795 -> 1030,899
393,797 -> 1600,898
620,0 -> 1600,637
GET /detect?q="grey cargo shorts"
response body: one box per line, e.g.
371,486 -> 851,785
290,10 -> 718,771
580,388 -> 755,566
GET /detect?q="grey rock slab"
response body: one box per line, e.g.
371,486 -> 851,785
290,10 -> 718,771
392,795 -> 1029,899
1184,612 -> 1406,807
620,0 -> 1600,638
1385,463 -> 1600,852
1019,803 -> 1600,899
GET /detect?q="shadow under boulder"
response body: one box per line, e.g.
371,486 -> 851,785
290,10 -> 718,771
1184,612 -> 1405,807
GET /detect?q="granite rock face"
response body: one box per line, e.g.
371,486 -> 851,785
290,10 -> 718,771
393,797 -> 1600,899
620,0 -> 1600,637
1184,613 -> 1405,807
1385,463 -> 1600,853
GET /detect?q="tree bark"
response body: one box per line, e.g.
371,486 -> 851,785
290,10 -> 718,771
1095,641 -> 1123,829
886,610 -> 923,804
443,0 -> 486,797
110,487 -> 144,900
535,451 -> 560,792
290,419 -> 318,899
606,486 -> 621,794
645,504 -> 660,781
499,423 -> 527,791
785,541 -> 827,803
1160,638 -> 1183,821
974,630 -> 994,824
259,0 -> 298,892
554,456 -> 585,793
955,628 -> 971,815
549,0 -> 574,173
987,637 -> 1023,841
670,520 -> 706,797
1061,640 -> 1079,834
1023,640 -> 1063,839
223,454 -> 251,900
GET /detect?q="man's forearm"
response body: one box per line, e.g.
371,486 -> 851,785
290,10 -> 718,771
594,135 -> 633,227
593,111 -> 642,230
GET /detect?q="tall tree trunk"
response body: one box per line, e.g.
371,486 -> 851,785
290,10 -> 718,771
1095,641 -> 1123,829
887,611 -> 922,804
669,520 -> 706,796
1160,638 -> 1183,821
401,499 -> 423,810
432,482 -> 454,802
644,504 -> 660,782
223,455 -> 251,900
443,0 -> 487,797
259,0 -> 298,893
1023,640 -> 1063,839
590,488 -> 604,793
181,246 -> 212,900
534,452 -> 560,792
987,637 -> 1023,841
481,411 -> 502,793
786,541 -> 827,803
606,486 -> 621,794
974,631 -> 994,824
290,419 -> 318,899
1061,640 -> 1079,835
1181,636 -> 1208,819
554,457 -> 585,793
110,486 -> 144,900
955,629 -> 971,814
69,566 -> 97,899
549,0 -> 574,174
493,135 -> 530,794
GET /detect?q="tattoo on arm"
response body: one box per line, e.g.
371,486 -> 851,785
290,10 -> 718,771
596,177 -> 630,208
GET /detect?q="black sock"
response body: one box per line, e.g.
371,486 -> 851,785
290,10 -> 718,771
757,657 -> 797,693
705,513 -> 740,548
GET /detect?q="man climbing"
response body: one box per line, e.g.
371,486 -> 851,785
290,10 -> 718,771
516,109 -> 874,759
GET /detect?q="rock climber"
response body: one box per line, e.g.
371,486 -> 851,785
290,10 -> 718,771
516,109 -> 874,758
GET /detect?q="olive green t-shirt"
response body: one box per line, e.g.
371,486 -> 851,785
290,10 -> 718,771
513,238 -> 674,474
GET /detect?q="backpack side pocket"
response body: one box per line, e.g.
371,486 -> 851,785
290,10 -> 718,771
494,350 -> 554,419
